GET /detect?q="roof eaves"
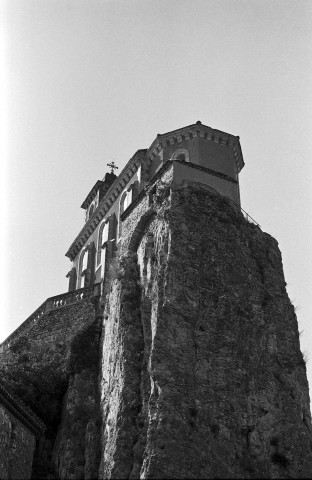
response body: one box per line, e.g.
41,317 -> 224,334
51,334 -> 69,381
65,149 -> 147,260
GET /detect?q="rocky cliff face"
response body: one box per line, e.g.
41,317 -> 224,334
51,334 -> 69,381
99,183 -> 312,479
1,182 -> 311,479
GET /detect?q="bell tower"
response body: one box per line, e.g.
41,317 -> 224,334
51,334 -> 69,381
146,120 -> 244,205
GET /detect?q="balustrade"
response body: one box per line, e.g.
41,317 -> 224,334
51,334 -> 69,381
46,285 -> 96,311
0,284 -> 101,351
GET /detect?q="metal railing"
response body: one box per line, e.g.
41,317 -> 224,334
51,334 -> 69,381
240,206 -> 260,227
0,283 -> 101,352
229,199 -> 260,228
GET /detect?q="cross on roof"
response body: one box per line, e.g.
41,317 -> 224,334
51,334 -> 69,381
107,161 -> 119,174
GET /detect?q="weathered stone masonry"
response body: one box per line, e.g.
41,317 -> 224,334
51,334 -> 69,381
0,291 -> 103,479
0,383 -> 45,480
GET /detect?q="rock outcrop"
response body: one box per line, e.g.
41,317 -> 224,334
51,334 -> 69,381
1,182 -> 311,479
99,183 -> 312,479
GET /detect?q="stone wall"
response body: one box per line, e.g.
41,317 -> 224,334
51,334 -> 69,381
0,403 -> 36,479
99,182 -> 312,479
0,296 -> 102,479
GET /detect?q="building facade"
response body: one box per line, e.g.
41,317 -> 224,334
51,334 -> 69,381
65,121 -> 244,292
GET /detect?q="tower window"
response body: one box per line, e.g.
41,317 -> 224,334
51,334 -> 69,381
171,148 -> 190,163
89,204 -> 95,219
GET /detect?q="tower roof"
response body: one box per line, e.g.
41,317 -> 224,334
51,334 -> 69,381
147,121 -> 244,173
80,172 -> 117,210
81,180 -> 105,210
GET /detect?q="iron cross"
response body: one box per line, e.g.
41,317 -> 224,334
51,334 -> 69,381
107,161 -> 119,174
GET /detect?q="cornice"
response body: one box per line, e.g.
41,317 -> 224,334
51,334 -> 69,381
65,150 -> 147,260
175,158 -> 238,184
147,121 -> 244,173
120,158 -> 238,223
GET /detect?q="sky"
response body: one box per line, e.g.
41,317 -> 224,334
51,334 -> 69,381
1,0 -> 312,393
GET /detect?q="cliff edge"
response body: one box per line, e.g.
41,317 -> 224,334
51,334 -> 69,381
99,182 -> 312,479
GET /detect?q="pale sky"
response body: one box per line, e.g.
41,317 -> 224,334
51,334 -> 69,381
1,0 -> 312,393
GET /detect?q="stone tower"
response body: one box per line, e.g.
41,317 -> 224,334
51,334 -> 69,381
0,122 -> 311,479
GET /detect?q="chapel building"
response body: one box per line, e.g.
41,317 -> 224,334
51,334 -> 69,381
65,121 -> 244,291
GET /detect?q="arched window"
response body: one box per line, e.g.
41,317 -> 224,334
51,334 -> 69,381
171,148 -> 190,163
120,191 -> 128,215
78,248 -> 88,288
78,250 -> 84,288
78,249 -> 85,276
89,204 -> 95,219
122,189 -> 132,212
97,221 -> 109,266
120,184 -> 137,214
118,191 -> 128,238
82,249 -> 88,271
118,184 -> 137,238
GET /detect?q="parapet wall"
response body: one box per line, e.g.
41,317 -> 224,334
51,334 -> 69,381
0,284 -> 101,352
0,292 -> 102,478
0,293 -> 99,411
